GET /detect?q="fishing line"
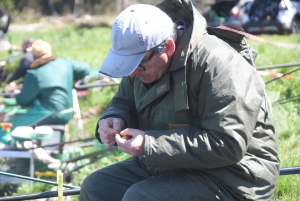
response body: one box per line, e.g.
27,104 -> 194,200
265,66 -> 300,85
274,95 -> 300,105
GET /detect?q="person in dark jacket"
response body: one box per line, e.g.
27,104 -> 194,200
80,1 -> 279,201
0,7 -> 11,35
6,39 -> 90,128
6,38 -> 35,85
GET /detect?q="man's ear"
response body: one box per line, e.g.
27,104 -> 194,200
165,38 -> 175,57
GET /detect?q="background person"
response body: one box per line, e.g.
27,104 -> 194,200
5,38 -> 35,91
80,1 -> 279,201
5,39 -> 90,128
0,7 -> 11,37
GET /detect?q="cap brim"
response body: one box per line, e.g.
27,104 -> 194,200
99,50 -> 146,78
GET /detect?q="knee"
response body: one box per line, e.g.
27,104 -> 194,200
81,170 -> 103,190
81,173 -> 91,190
122,184 -> 140,201
80,174 -> 92,201
80,171 -> 105,201
122,184 -> 158,201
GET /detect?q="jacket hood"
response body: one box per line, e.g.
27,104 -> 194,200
156,0 -> 207,72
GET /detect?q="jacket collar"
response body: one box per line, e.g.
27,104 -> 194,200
135,74 -> 171,112
157,0 -> 207,72
30,55 -> 56,69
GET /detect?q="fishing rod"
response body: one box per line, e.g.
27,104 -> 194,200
265,66 -> 300,84
0,147 -> 117,184
0,148 -> 118,200
0,91 -> 13,97
1,165 -> 297,201
74,81 -> 120,89
0,189 -> 80,201
74,73 -> 120,90
0,171 -> 79,189
0,54 -> 24,65
61,146 -> 118,165
0,37 -> 68,65
63,147 -> 117,176
280,166 -> 300,175
274,95 -> 300,105
28,136 -> 96,149
256,62 -> 300,70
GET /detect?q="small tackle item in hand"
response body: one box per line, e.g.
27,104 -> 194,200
114,128 -> 132,140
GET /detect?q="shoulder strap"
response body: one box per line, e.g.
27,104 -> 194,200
206,26 -> 257,67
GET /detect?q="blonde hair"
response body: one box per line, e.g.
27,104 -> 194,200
31,39 -> 52,58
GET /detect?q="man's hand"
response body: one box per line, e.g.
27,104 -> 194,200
98,117 -> 124,147
115,128 -> 145,156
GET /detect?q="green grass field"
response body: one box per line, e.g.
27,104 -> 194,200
1,20 -> 300,200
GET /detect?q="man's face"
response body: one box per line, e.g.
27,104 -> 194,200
22,41 -> 31,53
129,50 -> 169,83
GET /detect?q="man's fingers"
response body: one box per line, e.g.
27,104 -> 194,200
115,134 -> 131,152
99,119 -> 114,134
105,141 -> 115,147
101,135 -> 115,147
112,118 -> 124,132
119,130 -> 133,139
99,121 -> 118,136
115,134 -> 126,144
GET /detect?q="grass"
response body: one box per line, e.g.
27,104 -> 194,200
247,34 -> 300,201
1,20 -> 300,200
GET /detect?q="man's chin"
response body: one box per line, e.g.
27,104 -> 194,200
138,77 -> 151,84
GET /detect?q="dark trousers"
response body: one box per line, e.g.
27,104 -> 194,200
80,157 -> 236,201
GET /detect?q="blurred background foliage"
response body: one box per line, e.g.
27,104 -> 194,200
1,0 -> 216,22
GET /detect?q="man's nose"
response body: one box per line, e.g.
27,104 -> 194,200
129,69 -> 139,77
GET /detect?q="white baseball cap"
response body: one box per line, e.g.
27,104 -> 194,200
99,4 -> 174,78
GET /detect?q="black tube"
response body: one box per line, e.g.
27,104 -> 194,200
32,136 -> 96,149
0,171 -> 78,189
0,55 -> 24,64
2,167 -> 299,200
61,146 -> 118,164
265,66 -> 300,84
275,95 -> 300,105
256,62 -> 300,70
63,148 -> 116,175
280,166 -> 300,175
74,81 -> 120,89
0,189 -> 80,201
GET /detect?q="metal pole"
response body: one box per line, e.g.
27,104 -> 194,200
0,171 -> 79,189
280,166 -> 300,175
74,81 -> 120,89
0,189 -> 80,201
275,95 -> 300,105
62,146 -> 118,164
63,147 -> 115,176
33,136 -> 96,149
256,62 -> 300,70
265,66 -> 300,84
0,37 -> 68,65
72,88 -> 83,135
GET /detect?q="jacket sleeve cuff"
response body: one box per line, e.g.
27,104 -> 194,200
144,131 -> 155,166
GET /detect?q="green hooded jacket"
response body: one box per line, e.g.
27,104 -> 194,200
97,0 -> 280,200
15,57 -> 90,125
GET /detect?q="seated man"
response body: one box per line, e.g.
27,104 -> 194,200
80,1 -> 279,201
7,39 -> 90,128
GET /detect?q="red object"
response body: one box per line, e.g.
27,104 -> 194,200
0,122 -> 13,132
77,90 -> 89,97
257,71 -> 293,78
